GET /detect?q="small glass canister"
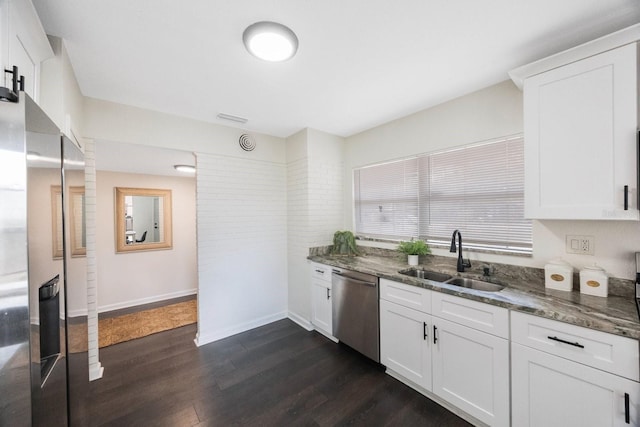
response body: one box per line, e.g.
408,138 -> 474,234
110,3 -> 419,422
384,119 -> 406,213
579,265 -> 608,297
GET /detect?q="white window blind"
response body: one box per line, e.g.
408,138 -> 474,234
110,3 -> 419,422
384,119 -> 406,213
354,136 -> 532,253
354,158 -> 420,239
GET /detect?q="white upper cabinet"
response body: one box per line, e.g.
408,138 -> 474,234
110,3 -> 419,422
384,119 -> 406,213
523,42 -> 638,220
0,0 -> 53,101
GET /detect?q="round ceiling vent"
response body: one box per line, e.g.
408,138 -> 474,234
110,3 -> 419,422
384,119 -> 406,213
239,134 -> 256,151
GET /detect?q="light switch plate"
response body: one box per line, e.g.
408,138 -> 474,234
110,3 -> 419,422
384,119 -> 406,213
565,235 -> 594,255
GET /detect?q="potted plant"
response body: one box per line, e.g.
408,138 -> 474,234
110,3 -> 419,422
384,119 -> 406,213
397,239 -> 430,266
331,230 -> 359,256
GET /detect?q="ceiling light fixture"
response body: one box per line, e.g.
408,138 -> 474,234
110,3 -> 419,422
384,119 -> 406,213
217,113 -> 248,124
174,165 -> 196,173
242,21 -> 298,62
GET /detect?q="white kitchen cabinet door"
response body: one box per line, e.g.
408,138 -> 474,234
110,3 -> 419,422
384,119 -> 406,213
3,0 -> 53,101
523,42 -> 638,220
380,299 -> 432,391
512,342 -> 640,427
311,278 -> 332,337
432,317 -> 510,427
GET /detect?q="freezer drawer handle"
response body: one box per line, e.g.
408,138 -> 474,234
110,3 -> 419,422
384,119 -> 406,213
547,336 -> 584,348
332,272 -> 376,287
423,322 -> 427,340
625,393 -> 630,424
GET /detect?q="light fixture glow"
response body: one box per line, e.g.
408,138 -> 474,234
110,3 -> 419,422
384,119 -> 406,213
174,165 -> 196,173
243,21 -> 298,62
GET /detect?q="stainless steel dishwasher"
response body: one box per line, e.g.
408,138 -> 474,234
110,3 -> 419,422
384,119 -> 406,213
331,269 -> 380,362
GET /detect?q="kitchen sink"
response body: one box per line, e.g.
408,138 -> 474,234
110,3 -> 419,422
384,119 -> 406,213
444,277 -> 505,292
398,268 -> 452,282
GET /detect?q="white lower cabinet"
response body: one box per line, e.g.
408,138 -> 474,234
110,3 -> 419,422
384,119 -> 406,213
311,278 -> 332,335
310,263 -> 336,339
380,299 -> 432,390
511,311 -> 640,427
380,279 -> 510,426
432,317 -> 510,427
512,343 -> 640,427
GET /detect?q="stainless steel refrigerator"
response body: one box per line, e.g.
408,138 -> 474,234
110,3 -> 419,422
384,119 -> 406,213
0,93 -> 88,426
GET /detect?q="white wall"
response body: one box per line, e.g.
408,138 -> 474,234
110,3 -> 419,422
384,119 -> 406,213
39,36 -> 84,139
345,80 -> 640,281
83,97 -> 290,345
286,129 -> 310,327
83,97 -> 285,161
196,153 -> 287,345
96,170 -> 197,311
286,128 -> 344,326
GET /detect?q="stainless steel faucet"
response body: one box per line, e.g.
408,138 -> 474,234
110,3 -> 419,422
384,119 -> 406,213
450,229 -> 471,272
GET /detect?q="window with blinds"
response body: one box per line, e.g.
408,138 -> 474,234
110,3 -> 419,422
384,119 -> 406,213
353,135 -> 532,254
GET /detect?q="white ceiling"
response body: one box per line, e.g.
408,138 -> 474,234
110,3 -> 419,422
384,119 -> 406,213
33,0 -> 640,139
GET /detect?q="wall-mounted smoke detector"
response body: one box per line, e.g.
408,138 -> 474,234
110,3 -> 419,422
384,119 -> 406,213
239,134 -> 256,151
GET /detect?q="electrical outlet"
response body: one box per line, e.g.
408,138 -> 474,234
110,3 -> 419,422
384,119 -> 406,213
565,235 -> 595,255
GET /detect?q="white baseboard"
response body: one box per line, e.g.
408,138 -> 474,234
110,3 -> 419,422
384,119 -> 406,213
89,362 -> 104,381
287,311 -> 313,331
68,308 -> 88,317
194,311 -> 287,347
98,288 -> 197,313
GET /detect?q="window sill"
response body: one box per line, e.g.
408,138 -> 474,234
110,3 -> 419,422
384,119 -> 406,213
355,235 -> 533,258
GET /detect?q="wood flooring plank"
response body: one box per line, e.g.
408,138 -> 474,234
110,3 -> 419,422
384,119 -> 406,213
90,319 -> 473,427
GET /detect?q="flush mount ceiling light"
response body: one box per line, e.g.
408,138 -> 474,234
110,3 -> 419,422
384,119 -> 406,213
242,21 -> 298,62
174,165 -> 196,173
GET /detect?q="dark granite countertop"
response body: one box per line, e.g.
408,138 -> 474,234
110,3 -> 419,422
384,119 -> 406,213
308,252 -> 640,341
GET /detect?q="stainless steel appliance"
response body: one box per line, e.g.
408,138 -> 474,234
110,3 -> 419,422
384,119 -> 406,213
331,269 -> 380,362
636,252 -> 640,318
0,92 -> 87,426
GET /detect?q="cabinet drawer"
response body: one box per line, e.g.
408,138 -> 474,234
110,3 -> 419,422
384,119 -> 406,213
380,279 -> 431,314
310,262 -> 334,282
511,311 -> 639,381
432,292 -> 509,338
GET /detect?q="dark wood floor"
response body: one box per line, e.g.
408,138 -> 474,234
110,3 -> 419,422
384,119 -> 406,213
89,320 -> 472,426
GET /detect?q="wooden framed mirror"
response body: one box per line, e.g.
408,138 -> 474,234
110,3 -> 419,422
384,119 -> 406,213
115,187 -> 172,253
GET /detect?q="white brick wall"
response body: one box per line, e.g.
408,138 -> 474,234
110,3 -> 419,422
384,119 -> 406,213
308,159 -> 344,246
286,131 -> 344,326
286,157 -> 311,326
84,139 -> 103,381
195,153 -> 288,345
